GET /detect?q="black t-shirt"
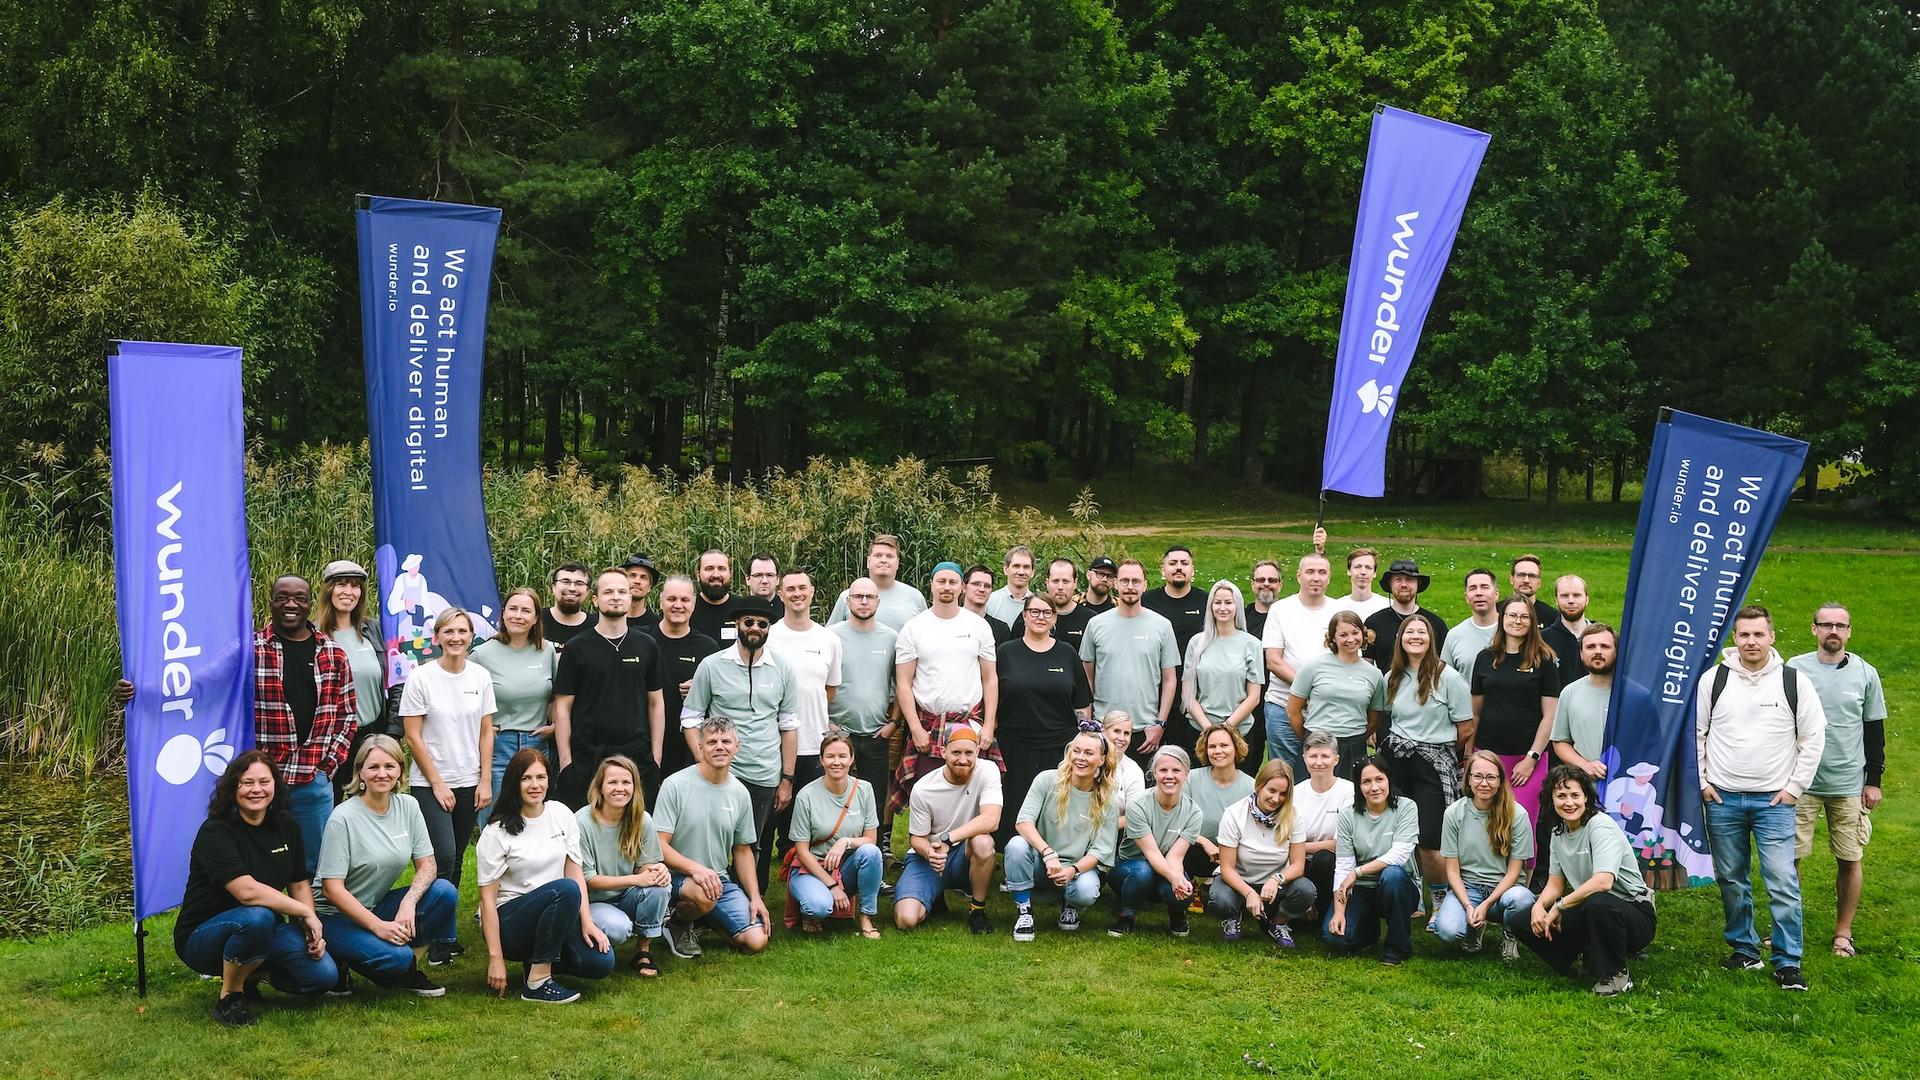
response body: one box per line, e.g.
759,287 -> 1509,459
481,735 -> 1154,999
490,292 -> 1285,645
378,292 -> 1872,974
995,638 -> 1094,753
631,608 -> 662,632
1081,596 -> 1114,617
1541,621 -> 1583,686
174,813 -> 305,951
278,633 -> 318,745
542,610 -> 591,651
1143,587 -> 1207,665
1363,606 -> 1450,670
553,626 -> 667,764
1470,650 -> 1565,755
985,613 -> 1017,643
1246,606 -> 1273,695
1054,604 -> 1094,655
689,594 -> 736,645
650,624 -> 721,776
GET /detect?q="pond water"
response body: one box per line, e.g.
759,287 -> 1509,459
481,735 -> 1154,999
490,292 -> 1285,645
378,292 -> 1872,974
0,765 -> 134,937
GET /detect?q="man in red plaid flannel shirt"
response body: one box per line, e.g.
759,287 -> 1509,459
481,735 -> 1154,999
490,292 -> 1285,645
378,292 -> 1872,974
255,575 -> 359,876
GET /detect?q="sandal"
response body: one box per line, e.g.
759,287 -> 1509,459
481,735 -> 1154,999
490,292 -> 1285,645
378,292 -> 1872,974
859,925 -> 882,940
1833,936 -> 1857,958
801,918 -> 824,934
631,949 -> 660,977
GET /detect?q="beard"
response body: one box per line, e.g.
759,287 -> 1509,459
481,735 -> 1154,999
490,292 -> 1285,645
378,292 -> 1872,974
555,597 -> 583,615
699,582 -> 730,602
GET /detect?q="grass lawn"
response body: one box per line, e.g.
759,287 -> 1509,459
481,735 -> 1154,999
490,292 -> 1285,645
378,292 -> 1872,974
2,500 -> 1915,1078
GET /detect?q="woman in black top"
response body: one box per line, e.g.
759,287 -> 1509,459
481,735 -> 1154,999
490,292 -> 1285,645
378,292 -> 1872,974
992,593 -> 1095,846
174,751 -> 340,1027
1470,597 -> 1562,882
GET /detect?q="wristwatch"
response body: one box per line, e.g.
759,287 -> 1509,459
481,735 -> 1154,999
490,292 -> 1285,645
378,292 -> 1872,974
780,772 -> 796,783
1526,750 -> 1541,762
936,831 -> 952,848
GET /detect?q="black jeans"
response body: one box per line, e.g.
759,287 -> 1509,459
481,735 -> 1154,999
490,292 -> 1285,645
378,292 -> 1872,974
772,754 -> 822,860
417,785 -> 478,887
1505,893 -> 1657,980
996,742 -> 1056,849
745,781 -> 777,895
849,733 -> 894,848
1303,849 -> 1336,921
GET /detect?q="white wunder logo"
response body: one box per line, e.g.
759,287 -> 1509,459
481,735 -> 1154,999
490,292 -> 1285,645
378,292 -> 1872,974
1356,379 -> 1396,417
156,728 -> 236,785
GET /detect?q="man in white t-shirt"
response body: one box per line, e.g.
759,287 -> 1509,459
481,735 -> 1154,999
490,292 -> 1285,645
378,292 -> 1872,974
1261,552 -> 1336,774
1337,547 -> 1389,620
893,562 -> 1001,811
894,728 -> 1003,934
767,568 -> 844,859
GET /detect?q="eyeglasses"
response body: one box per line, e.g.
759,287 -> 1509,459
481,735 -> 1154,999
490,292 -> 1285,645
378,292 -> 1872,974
1512,571 -> 1540,580
1814,622 -> 1850,631
737,617 -> 771,629
1026,609 -> 1055,618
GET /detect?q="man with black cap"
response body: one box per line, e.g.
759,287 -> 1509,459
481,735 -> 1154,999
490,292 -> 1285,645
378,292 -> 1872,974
623,554 -> 662,630
1362,559 -> 1450,670
1082,556 -> 1118,615
682,593 -> 798,892
553,567 -> 668,809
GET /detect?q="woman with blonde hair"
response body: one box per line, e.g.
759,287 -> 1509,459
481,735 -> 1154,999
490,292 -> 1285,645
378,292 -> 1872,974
1005,720 -> 1120,941
1436,750 -> 1536,958
473,586 -> 558,825
575,755 -> 671,976
1287,610 -> 1386,781
1185,723 -> 1255,899
400,607 -> 497,967
1181,581 -> 1264,740
1210,758 -> 1317,947
1111,745 -> 1202,937
315,734 -> 459,995
1381,612 -> 1472,916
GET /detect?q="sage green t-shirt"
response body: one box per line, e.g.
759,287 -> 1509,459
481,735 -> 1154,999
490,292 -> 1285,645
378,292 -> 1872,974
1386,666 -> 1472,745
1016,768 -> 1121,866
313,793 -> 433,916
1336,799 -> 1419,886
1080,609 -> 1180,730
1185,631 -> 1265,732
1787,652 -> 1888,797
573,806 -> 664,903
653,767 -> 757,878
1118,789 -> 1202,862
1548,813 -> 1652,905
1439,797 -> 1534,887
787,777 -> 880,858
471,638 -> 558,733
1549,675 -> 1613,761
1290,655 -> 1387,737
1187,769 -> 1255,842
330,628 -> 387,733
828,623 -> 898,735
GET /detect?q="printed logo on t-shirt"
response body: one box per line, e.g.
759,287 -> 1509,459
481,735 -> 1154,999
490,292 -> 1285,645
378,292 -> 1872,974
622,657 -> 642,664
270,844 -> 289,855
1048,667 -> 1065,674
677,654 -> 697,664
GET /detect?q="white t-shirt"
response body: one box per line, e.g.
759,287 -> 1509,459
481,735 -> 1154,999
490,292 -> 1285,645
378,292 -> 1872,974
1113,755 -> 1146,809
1216,797 -> 1307,885
1338,593 -> 1390,621
476,801 -> 580,904
398,660 -> 497,789
895,609 -> 997,714
766,620 -> 843,756
1261,595 -> 1338,704
1291,776 -> 1354,844
908,760 -> 1004,837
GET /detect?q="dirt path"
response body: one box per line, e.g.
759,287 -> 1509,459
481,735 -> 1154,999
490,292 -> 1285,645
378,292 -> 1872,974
1082,521 -> 1920,557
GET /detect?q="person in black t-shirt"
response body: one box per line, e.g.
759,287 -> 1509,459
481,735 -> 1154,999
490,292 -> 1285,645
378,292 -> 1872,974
1143,545 -> 1206,665
1362,559 -> 1450,671
1046,557 -> 1094,654
174,751 -> 340,1026
962,564 -> 1017,642
1508,554 -> 1559,631
542,562 -> 592,650
650,575 -> 721,783
1470,597 -> 1564,886
993,594 -> 1094,846
623,554 -> 663,631
552,568 -> 667,808
1082,556 -> 1117,615
689,549 -> 737,643
1538,574 -> 1592,686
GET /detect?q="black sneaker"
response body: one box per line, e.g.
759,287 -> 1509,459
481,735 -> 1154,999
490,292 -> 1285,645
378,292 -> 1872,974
324,973 -> 355,998
521,977 -> 581,1004
1775,966 -> 1809,992
1721,952 -> 1764,972
1167,904 -> 1190,938
1108,915 -> 1135,938
390,966 -> 447,998
967,908 -> 992,935
1057,906 -> 1081,932
213,992 -> 256,1027
426,941 -> 458,967
1012,904 -> 1036,943
664,918 -> 703,960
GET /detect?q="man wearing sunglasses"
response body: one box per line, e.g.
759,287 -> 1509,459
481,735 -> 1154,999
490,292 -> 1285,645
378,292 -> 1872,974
1787,604 -> 1887,960
683,594 -> 799,893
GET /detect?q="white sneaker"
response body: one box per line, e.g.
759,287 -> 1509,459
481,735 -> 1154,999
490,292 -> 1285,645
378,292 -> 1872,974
1013,905 -> 1036,943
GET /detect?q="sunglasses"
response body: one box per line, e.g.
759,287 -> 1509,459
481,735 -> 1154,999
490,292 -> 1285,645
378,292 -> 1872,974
737,617 -> 771,629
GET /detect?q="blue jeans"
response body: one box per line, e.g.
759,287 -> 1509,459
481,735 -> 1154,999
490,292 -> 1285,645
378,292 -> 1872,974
176,906 -> 339,995
669,875 -> 759,938
787,843 -> 883,918
588,885 -> 671,945
895,848 -> 976,910
1207,873 -> 1318,920
320,879 -> 459,984
1706,790 -> 1804,968
1432,882 -> 1536,944
1264,702 -> 1302,778
494,878 -> 614,980
1003,836 -> 1101,908
1322,864 -> 1419,963
287,776 -> 335,879
480,730 -> 550,827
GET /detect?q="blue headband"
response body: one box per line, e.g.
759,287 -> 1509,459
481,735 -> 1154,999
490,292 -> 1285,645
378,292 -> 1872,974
933,561 -> 964,579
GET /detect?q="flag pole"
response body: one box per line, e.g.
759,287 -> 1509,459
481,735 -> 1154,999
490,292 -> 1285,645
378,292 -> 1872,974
135,919 -> 148,998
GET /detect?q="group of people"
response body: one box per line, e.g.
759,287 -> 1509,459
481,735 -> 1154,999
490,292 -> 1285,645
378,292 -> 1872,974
147,536 -> 1888,1024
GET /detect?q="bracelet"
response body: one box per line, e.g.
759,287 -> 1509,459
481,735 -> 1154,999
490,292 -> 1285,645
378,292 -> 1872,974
780,772 -> 796,783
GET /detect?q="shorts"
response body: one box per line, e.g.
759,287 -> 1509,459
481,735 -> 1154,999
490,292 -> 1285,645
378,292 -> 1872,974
893,848 -> 974,910
671,874 -> 759,938
1794,794 -> 1869,862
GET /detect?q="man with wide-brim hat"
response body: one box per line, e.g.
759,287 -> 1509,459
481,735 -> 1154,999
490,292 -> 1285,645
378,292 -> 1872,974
622,553 -> 661,629
682,591 -> 797,892
1362,558 -> 1451,670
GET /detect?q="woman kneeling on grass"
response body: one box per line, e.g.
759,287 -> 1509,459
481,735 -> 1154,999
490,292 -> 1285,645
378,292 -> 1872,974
1434,750 -> 1535,959
1324,755 -> 1421,965
174,751 -> 339,1027
314,735 -> 459,997
1184,724 -> 1255,906
477,748 -> 613,1003
576,755 -> 671,976
786,731 -> 884,938
1504,766 -> 1657,996
1211,758 -> 1317,947
1006,721 -> 1120,941
1111,745 -> 1202,937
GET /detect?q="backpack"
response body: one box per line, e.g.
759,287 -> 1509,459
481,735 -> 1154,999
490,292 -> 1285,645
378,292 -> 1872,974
1706,663 -> 1799,736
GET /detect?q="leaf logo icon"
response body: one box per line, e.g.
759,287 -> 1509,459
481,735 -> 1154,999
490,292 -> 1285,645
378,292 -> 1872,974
1356,379 -> 1396,417
154,728 -> 237,785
